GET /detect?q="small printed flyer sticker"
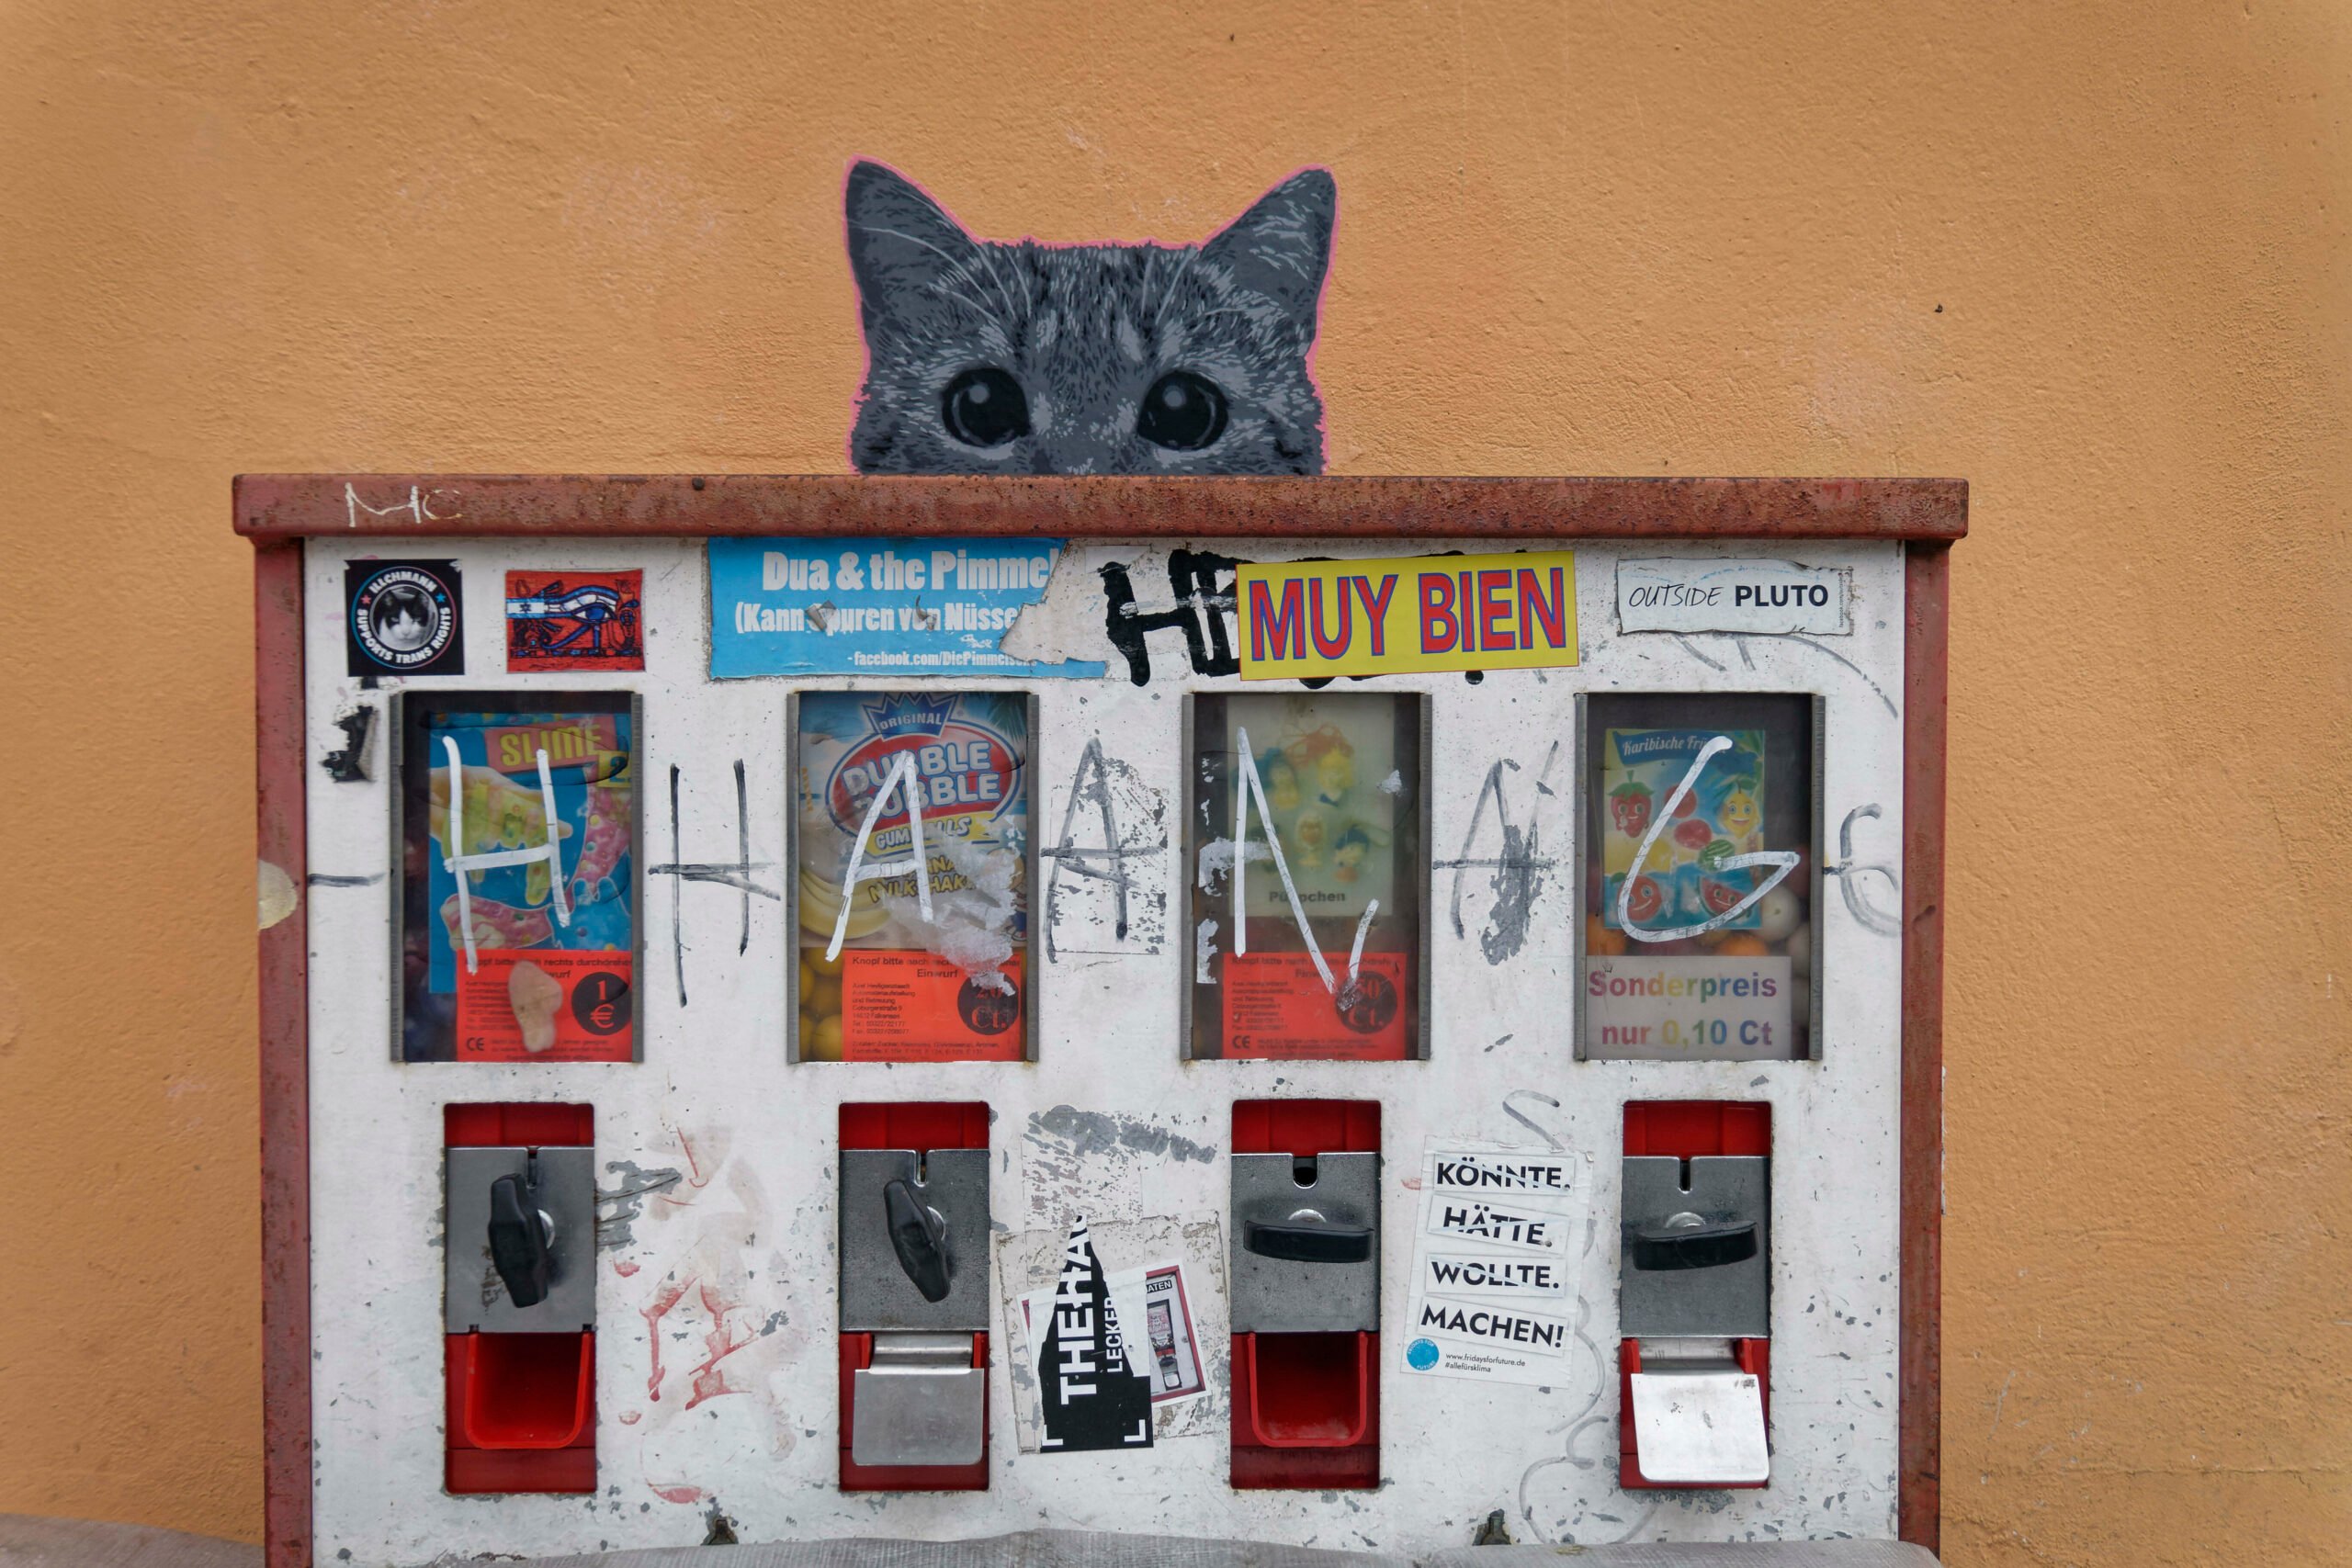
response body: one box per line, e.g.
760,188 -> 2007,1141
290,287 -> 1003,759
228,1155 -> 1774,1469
425,709 -> 635,1062
1020,1259 -> 1206,1405
1402,1141 -> 1589,1388
795,691 -> 1030,1062
1600,728 -> 1768,933
1220,951 -> 1410,1060
504,570 -> 643,671
347,559 -> 464,676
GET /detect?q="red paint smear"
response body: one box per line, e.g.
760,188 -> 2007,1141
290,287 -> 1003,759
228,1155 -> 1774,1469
684,1280 -> 753,1411
649,1483 -> 706,1505
639,1275 -> 753,1410
619,1410 -> 642,1426
641,1276 -> 694,1401
615,1260 -> 640,1277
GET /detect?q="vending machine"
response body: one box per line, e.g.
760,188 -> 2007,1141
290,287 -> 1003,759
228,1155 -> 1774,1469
242,474 -> 1958,1566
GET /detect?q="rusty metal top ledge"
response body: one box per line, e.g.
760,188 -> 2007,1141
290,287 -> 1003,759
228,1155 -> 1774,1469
233,475 -> 1966,543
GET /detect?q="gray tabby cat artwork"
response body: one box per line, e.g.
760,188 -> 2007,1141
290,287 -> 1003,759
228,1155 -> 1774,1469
843,160 -> 1336,475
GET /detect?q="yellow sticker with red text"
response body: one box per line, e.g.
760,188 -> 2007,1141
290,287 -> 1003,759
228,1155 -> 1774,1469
1235,551 -> 1577,680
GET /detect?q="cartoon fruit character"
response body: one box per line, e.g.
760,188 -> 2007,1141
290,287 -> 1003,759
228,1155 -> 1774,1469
1313,747 -> 1356,808
1608,780 -> 1654,838
1718,782 -> 1760,840
1623,874 -> 1668,925
1292,808 -> 1329,868
1332,823 -> 1372,883
1265,756 -> 1302,812
1701,877 -> 1749,917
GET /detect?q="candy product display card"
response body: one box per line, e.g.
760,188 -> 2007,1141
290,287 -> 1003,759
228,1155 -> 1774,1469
1185,691 -> 1425,1060
395,693 -> 639,1063
1581,692 -> 1817,1062
793,691 -> 1033,1062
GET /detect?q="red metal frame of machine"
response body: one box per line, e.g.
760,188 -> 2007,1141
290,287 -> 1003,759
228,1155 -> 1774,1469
240,475 -> 1962,1567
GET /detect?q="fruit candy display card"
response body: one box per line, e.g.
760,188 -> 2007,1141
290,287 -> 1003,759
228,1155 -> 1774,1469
417,708 -> 636,1062
1600,728 -> 1768,934
794,691 -> 1030,1062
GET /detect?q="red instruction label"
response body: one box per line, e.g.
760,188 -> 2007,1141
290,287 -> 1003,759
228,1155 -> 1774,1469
839,950 -> 1025,1062
455,949 -> 634,1062
1220,951 -> 1410,1060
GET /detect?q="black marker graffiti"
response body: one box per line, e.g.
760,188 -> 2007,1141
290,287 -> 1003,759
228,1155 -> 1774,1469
1040,737 -> 1168,960
1099,548 -> 1245,685
1434,755 -> 1557,964
651,761 -> 778,1006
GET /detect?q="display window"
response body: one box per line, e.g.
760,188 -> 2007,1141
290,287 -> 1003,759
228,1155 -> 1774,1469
1184,691 -> 1428,1060
1578,693 -> 1820,1060
394,692 -> 641,1063
790,690 -> 1036,1062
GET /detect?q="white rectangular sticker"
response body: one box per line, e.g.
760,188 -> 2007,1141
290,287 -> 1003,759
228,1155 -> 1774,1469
1418,1250 -> 1572,1303
1617,558 -> 1849,636
1419,1196 -> 1575,1255
1404,1141 -> 1589,1387
1583,954 -> 1794,1059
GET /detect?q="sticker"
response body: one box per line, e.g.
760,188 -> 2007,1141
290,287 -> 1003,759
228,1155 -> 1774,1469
1220,951 -> 1409,1060
1416,1251 -> 1573,1303
1035,1219 -> 1155,1452
1235,550 -> 1577,680
1583,954 -> 1793,1057
796,691 -> 1030,1062
1616,558 -> 1849,636
708,537 -> 1104,679
1020,1260 -> 1205,1404
505,570 -> 643,671
454,949 -> 632,1061
1419,1196 -> 1575,1256
838,951 -> 1023,1062
1404,1141 -> 1589,1388
347,560 -> 464,676
1600,728 -> 1769,933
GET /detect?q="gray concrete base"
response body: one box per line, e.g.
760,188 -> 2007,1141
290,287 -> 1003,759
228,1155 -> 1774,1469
0,1517 -> 1939,1568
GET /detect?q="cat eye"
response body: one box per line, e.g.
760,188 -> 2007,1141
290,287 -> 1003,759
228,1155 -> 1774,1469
941,367 -> 1031,448
1136,370 -> 1228,452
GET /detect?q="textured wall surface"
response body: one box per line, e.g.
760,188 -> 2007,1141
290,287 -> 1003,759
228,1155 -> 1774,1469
1,3 -> 2345,1563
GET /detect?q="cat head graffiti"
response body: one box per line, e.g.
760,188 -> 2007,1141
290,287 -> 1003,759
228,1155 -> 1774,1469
844,161 -> 1336,475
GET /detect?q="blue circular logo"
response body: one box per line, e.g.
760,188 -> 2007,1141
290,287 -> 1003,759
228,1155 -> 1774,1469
1407,1337 -> 1441,1371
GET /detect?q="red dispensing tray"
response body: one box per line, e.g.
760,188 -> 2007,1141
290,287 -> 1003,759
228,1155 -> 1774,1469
1230,1099 -> 1380,1491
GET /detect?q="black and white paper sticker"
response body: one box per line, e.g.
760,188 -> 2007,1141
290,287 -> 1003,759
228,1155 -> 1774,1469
1037,1218 -> 1155,1452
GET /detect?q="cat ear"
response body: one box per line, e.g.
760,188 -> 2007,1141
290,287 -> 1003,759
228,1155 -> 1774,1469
1200,168 -> 1337,325
844,160 -> 988,331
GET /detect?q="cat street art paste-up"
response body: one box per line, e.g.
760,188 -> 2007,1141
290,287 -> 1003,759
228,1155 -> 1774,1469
843,161 -> 1336,476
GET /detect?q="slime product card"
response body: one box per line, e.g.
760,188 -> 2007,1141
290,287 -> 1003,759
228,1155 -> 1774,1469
794,691 -> 1030,1062
1600,728 -> 1767,933
1188,692 -> 1422,1060
421,709 -> 636,1061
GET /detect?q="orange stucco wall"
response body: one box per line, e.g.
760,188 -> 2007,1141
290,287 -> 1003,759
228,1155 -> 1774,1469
3,3 -> 2346,1562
